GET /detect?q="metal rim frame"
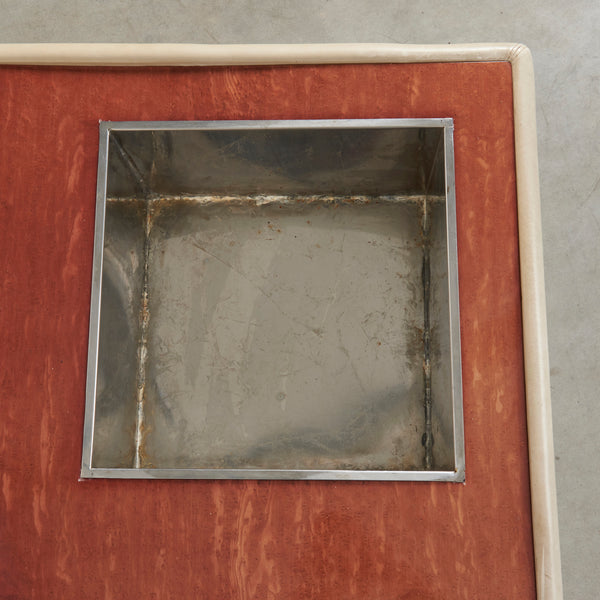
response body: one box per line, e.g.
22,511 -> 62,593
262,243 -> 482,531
81,117 -> 464,483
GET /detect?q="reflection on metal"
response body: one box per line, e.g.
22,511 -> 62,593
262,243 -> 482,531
81,119 -> 463,480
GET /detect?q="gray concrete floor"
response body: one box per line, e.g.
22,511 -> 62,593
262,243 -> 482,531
1,1 -> 598,597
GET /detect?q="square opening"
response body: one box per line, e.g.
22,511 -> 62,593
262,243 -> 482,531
82,119 -> 463,480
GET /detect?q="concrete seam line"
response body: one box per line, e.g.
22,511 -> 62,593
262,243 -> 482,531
0,42 -> 562,600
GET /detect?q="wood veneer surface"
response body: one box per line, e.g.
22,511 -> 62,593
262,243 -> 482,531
0,62 -> 534,599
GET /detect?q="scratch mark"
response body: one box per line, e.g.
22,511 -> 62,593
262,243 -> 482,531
191,241 -> 319,335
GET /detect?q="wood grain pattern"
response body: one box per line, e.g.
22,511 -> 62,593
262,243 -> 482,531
0,63 -> 534,598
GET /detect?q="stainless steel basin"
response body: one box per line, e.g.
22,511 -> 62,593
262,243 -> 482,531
82,119 -> 463,480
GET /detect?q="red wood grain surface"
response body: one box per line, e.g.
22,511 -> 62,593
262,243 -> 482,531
0,63 -> 534,599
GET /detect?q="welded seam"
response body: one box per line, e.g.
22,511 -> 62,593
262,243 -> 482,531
421,197 -> 433,470
111,131 -> 154,468
106,193 -> 446,206
111,133 -> 153,198
134,198 -> 152,468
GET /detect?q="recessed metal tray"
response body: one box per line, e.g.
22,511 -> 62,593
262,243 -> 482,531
81,119 -> 463,481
